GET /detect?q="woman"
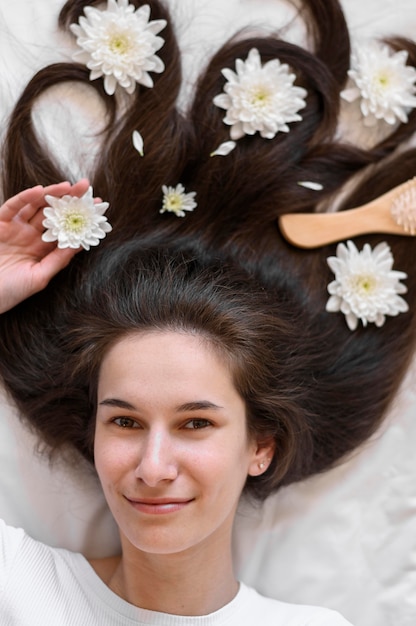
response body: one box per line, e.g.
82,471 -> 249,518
0,184 -> 352,624
1,0 -> 416,622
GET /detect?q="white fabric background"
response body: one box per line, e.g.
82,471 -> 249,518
0,2 -> 415,625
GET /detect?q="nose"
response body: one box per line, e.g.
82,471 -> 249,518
134,428 -> 178,486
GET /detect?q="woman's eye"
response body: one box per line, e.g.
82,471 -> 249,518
113,417 -> 138,428
183,419 -> 212,430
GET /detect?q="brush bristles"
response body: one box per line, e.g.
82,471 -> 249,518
390,179 -> 416,235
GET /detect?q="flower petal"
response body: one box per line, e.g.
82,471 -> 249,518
210,141 -> 237,157
297,181 -> 324,191
132,129 -> 144,156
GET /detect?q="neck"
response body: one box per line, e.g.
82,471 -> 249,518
101,530 -> 239,616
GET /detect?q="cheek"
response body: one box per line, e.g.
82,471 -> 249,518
198,440 -> 253,492
93,433 -> 134,490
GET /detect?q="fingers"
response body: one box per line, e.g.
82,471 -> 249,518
30,179 -> 91,220
40,181 -> 72,196
67,178 -> 90,197
29,209 -> 48,233
42,178 -> 90,199
0,179 -> 91,225
27,179 -> 91,226
0,186 -> 44,222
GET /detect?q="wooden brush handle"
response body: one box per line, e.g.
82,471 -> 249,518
278,204 -> 410,249
279,178 -> 416,248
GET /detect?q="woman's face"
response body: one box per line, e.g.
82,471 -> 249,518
94,330 -> 270,557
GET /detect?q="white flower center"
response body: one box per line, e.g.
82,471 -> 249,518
107,30 -> 133,56
370,68 -> 395,96
348,273 -> 378,296
247,84 -> 273,111
377,73 -> 389,86
164,193 -> 183,211
108,34 -> 131,55
63,211 -> 88,234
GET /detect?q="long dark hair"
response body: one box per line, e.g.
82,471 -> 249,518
0,237 -> 325,500
1,0 -> 416,499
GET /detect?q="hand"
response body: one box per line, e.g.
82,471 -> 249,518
0,179 -> 90,313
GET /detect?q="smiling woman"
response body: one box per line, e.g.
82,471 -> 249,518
1,0 -> 416,623
0,235 -> 352,624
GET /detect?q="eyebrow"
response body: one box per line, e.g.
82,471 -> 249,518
98,398 -> 223,412
99,398 -> 136,410
176,401 -> 223,412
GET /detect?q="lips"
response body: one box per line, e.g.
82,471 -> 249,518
125,497 -> 194,515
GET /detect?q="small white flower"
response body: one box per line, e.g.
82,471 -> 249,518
132,129 -> 144,156
210,140 -> 237,157
341,42 -> 416,126
70,0 -> 167,95
42,187 -> 112,250
297,181 -> 324,191
326,240 -> 408,330
213,47 -> 307,140
160,184 -> 197,217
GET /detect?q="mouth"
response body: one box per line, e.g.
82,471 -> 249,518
125,497 -> 194,515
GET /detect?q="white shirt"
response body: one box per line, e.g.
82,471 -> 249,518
0,519 -> 352,625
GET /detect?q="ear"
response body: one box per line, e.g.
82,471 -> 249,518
247,437 -> 276,477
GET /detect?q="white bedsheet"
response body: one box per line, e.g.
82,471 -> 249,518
0,2 -> 415,625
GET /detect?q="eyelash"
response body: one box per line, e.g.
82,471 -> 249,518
111,417 -> 213,430
112,417 -> 139,429
183,419 -> 213,430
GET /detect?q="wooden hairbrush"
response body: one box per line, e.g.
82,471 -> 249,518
278,177 -> 416,249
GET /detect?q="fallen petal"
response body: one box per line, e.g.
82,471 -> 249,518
132,130 -> 144,156
210,141 -> 237,157
297,181 -> 324,191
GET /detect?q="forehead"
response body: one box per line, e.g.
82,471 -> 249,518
97,330 -> 242,407
101,330 -> 225,365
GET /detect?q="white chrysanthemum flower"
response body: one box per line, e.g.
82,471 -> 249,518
326,240 -> 408,330
70,0 -> 167,95
160,184 -> 197,217
213,47 -> 307,140
341,42 -> 416,126
42,187 -> 112,250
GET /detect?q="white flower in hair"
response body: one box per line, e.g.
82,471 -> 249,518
213,47 -> 307,140
42,187 -> 112,250
326,240 -> 408,331
341,42 -> 416,126
161,184 -> 197,217
70,0 -> 167,95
